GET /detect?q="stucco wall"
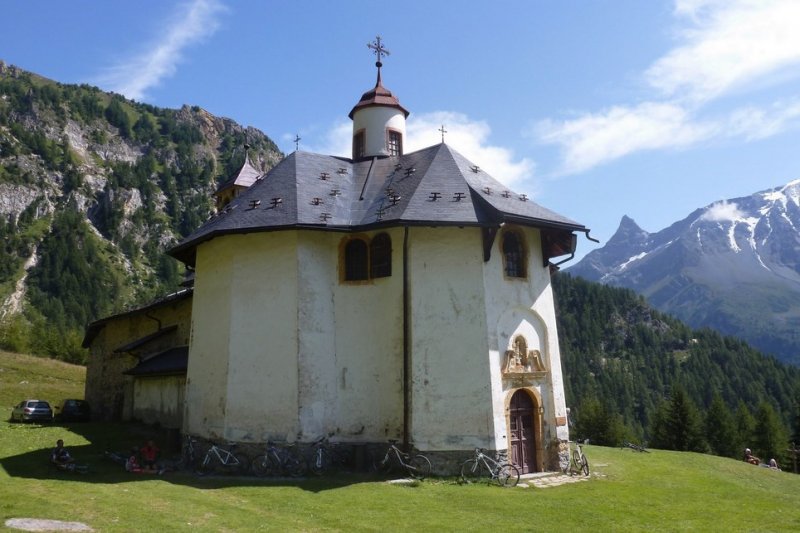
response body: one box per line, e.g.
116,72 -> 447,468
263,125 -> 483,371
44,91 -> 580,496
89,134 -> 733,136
482,225 -> 570,463
187,232 -> 301,441
187,229 -> 405,444
330,229 -> 404,442
352,107 -> 406,157
407,226 -> 494,450
133,375 -> 186,428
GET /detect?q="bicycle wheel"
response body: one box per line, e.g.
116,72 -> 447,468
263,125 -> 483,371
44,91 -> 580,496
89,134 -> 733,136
230,453 -> 250,475
496,463 -> 520,487
460,459 -> 485,484
580,454 -> 590,476
572,450 -> 583,474
406,454 -> 432,479
252,454 -> 276,477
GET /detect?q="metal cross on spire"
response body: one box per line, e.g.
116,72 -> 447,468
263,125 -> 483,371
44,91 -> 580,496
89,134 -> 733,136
367,35 -> 390,68
294,134 -> 301,151
439,125 -> 447,143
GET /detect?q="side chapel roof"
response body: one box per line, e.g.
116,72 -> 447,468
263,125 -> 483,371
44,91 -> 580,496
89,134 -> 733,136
169,143 -> 586,266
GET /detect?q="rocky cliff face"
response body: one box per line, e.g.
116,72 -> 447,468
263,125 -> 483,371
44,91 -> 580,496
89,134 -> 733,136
0,63 -> 283,360
568,181 -> 800,366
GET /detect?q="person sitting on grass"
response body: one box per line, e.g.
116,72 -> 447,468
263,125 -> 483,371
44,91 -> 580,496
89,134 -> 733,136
51,439 -> 87,473
744,448 -> 760,465
140,440 -> 160,472
126,447 -> 163,475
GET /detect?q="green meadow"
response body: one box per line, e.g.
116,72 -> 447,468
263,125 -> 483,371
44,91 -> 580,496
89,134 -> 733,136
1,350 -> 798,532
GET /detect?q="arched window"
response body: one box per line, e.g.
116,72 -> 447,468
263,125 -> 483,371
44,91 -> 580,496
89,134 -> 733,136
344,239 -> 369,281
370,233 -> 392,278
502,230 -> 527,278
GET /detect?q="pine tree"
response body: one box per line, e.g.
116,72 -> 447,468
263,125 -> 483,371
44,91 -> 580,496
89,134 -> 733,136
650,386 -> 707,452
753,401 -> 789,467
705,392 -> 738,458
735,400 -> 756,457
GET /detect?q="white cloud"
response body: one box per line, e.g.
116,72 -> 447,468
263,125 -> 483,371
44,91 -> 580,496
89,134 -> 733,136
701,200 -> 745,222
311,111 -> 535,187
725,99 -> 800,140
536,103 -> 714,175
96,0 -> 226,101
646,0 -> 800,103
535,0 -> 800,174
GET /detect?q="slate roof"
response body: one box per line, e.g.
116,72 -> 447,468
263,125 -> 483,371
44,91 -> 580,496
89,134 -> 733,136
123,346 -> 189,377
169,143 -> 586,266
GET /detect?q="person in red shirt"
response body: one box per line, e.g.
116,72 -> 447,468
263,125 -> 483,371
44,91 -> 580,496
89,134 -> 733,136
140,440 -> 160,472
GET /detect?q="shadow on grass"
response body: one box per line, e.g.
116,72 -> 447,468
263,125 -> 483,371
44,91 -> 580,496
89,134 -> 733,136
0,421 -> 382,492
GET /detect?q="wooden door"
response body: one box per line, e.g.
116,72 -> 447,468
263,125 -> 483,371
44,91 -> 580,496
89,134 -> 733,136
509,390 -> 536,474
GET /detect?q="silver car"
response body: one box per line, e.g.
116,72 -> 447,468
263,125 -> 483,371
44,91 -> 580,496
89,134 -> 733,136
11,399 -> 53,422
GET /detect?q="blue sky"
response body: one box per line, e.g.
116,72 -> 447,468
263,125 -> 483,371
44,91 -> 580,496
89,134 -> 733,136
4,0 -> 800,261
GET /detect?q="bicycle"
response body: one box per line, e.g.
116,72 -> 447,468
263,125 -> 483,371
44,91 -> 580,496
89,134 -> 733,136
459,448 -> 520,487
562,441 -> 589,476
372,440 -> 432,479
198,442 -> 250,475
252,441 -> 307,477
308,435 -> 339,476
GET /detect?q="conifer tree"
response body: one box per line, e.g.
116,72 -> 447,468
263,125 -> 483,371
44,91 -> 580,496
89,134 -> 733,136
650,386 -> 707,452
735,400 -> 756,456
705,392 -> 738,458
753,401 -> 789,466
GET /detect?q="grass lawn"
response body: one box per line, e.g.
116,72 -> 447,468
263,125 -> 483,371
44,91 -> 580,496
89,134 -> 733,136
1,350 -> 799,531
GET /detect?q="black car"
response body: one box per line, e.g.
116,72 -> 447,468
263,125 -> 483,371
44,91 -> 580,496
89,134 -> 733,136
53,399 -> 91,422
11,399 -> 53,422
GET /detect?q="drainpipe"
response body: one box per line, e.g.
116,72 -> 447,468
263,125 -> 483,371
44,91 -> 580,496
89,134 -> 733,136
402,226 -> 410,450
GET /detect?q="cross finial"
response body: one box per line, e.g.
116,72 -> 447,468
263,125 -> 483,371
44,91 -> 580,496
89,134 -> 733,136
294,134 -> 301,151
367,36 -> 390,68
439,125 -> 447,143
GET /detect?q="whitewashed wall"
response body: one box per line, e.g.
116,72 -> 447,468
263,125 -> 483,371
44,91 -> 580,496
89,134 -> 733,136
352,107 -> 406,157
407,227 -> 495,450
482,226 -> 570,447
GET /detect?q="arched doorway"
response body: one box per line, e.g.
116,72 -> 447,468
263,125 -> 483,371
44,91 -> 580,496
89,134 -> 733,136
509,389 -> 537,473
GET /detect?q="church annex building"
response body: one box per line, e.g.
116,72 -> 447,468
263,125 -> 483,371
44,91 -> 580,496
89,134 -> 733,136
84,43 -> 590,474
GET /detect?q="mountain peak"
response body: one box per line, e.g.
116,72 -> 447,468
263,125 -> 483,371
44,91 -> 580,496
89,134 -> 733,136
568,180 -> 800,366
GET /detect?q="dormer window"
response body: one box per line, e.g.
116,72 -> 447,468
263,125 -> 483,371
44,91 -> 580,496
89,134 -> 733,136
387,130 -> 402,156
353,130 -> 366,160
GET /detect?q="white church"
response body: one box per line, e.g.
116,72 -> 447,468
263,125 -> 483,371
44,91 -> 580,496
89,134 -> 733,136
166,41 -> 590,473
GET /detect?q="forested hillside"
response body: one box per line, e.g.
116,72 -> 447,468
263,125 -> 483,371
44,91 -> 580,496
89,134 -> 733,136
0,63 -> 282,361
554,273 -> 800,467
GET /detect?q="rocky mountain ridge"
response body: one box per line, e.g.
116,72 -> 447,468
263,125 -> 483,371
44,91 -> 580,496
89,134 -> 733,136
0,62 -> 282,360
569,180 -> 800,366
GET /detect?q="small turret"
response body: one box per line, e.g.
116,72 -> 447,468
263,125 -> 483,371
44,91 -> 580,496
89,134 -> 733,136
349,37 -> 409,161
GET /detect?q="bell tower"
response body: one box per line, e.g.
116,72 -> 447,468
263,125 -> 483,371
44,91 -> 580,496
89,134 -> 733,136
349,36 -> 409,161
